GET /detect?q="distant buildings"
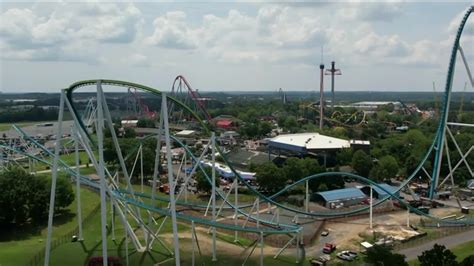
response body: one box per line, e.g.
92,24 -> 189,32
349,101 -> 402,111
212,115 -> 239,130
121,120 -> 138,128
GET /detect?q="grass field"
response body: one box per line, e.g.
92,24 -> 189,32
450,240 -> 474,261
408,240 -> 474,265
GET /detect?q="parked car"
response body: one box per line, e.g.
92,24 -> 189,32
320,230 -> 329,236
322,243 -> 336,254
309,255 -> 330,266
337,250 -> 358,261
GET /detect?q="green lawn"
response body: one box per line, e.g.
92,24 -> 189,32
0,187 -> 100,266
408,240 -> 474,265
451,240 -> 474,261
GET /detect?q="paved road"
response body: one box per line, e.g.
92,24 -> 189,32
399,229 -> 474,260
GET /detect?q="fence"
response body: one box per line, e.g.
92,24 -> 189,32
26,203 -> 101,266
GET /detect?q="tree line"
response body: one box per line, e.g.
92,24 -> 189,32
249,157 -> 345,194
0,107 -> 58,123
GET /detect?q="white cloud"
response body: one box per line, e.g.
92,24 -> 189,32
354,32 -> 410,57
353,3 -> 403,22
0,3 -> 143,62
146,11 -> 197,49
127,53 -> 152,67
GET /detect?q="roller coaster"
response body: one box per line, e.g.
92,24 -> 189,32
0,6 -> 472,266
299,103 -> 368,127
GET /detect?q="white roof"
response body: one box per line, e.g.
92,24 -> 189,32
270,133 -> 350,150
352,101 -> 400,106
121,120 -> 138,123
176,130 -> 196,136
360,241 -> 373,248
350,140 -> 370,145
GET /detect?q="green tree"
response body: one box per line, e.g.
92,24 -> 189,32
0,168 -> 36,224
240,122 -> 259,138
417,244 -> 457,266
352,150 -> 373,177
336,148 -> 353,165
370,155 -> 399,181
124,127 -> 136,138
255,162 -> 286,193
0,167 -> 70,225
195,167 -> 218,194
137,118 -> 155,128
283,116 -> 299,133
283,157 -> 305,182
258,121 -> 273,136
365,245 -> 407,266
52,176 -> 75,210
460,255 -> 474,266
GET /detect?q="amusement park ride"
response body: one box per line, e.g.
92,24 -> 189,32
0,6 -> 473,266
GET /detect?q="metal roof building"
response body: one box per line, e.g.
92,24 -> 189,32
269,133 -> 351,153
312,187 -> 367,209
360,183 -> 399,199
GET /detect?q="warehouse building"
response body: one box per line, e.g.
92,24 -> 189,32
311,188 -> 367,209
360,183 -> 399,199
267,132 -> 369,166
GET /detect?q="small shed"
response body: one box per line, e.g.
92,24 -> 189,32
312,188 -> 367,208
176,130 -> 196,137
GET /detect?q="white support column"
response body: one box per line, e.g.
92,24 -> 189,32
125,203 -> 129,266
111,198 -> 115,241
260,232 -> 264,266
162,94 -> 181,266
234,178 -> 239,242
369,185 -> 373,229
458,46 -> 474,87
191,221 -> 196,266
406,207 -> 410,228
44,90 -> 65,266
184,155 -> 188,203
96,81 -> 109,266
64,93 -> 144,251
276,207 -> 280,225
256,197 -> 260,228
211,132 -> 217,262
305,180 -> 309,215
295,233 -> 300,263
140,144 -> 144,193
74,129 -> 83,240
148,108 -> 163,250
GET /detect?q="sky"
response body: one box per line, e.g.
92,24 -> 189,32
0,1 -> 473,93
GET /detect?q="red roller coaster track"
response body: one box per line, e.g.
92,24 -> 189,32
170,75 -> 212,121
